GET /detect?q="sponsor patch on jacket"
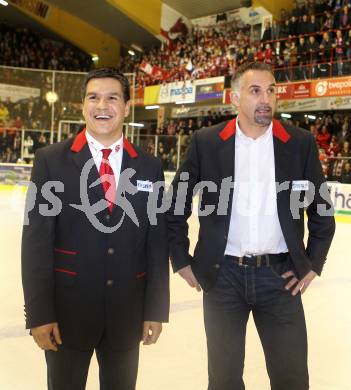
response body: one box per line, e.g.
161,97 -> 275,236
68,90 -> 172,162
292,180 -> 309,191
137,180 -> 153,192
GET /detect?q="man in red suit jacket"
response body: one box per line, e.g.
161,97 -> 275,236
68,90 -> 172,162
22,68 -> 169,390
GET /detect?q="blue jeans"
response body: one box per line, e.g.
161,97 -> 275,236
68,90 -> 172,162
204,256 -> 309,390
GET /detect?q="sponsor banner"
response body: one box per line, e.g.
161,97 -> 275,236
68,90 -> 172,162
239,6 -> 272,26
171,106 -> 204,118
0,83 -> 40,102
171,104 -> 234,118
276,82 -> 311,99
192,9 -> 242,28
329,182 -> 351,217
158,80 -> 196,104
144,85 -> 161,106
277,98 -> 327,112
277,96 -> 351,112
292,82 -> 311,99
0,163 -> 32,185
276,84 -> 293,99
327,95 -> 351,110
196,82 -> 224,101
311,77 -> 351,97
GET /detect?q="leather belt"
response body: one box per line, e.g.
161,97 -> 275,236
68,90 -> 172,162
225,253 -> 289,267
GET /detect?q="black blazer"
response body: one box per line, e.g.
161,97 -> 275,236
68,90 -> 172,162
22,131 -> 169,351
167,119 -> 335,291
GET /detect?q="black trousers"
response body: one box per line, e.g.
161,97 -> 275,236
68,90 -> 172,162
45,336 -> 139,390
204,257 -> 309,390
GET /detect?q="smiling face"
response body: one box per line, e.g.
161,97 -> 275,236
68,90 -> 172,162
82,77 -> 130,145
232,69 -> 276,129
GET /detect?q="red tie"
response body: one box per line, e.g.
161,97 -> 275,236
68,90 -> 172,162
99,148 -> 116,213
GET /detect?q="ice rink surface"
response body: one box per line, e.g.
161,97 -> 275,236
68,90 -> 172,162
0,186 -> 350,390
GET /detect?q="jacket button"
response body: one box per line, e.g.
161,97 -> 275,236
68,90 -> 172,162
106,280 -> 114,287
107,248 -> 114,255
214,264 -> 220,269
105,214 -> 111,221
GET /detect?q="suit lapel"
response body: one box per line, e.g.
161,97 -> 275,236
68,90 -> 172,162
218,119 -> 236,229
272,121 -> 294,233
218,119 -> 236,183
272,119 -> 293,185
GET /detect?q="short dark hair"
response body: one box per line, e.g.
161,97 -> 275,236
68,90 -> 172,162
231,62 -> 274,90
82,67 -> 130,102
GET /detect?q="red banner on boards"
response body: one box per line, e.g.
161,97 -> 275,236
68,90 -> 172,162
276,82 -> 311,99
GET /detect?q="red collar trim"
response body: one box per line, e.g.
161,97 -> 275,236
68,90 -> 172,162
123,137 -> 138,158
272,119 -> 291,143
219,118 -> 236,141
71,129 -> 87,152
71,129 -> 138,158
219,118 -> 290,143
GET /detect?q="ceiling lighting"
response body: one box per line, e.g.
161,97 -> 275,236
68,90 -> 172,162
175,100 -> 195,105
128,50 -> 135,56
92,55 -> 99,62
307,115 -> 316,120
128,122 -> 144,127
131,43 -> 143,53
281,113 -> 291,119
45,91 -> 58,104
145,105 -> 160,110
0,1 -> 8,6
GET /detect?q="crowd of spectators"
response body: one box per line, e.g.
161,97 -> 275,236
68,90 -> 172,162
0,22 -> 92,71
260,0 -> 351,81
285,113 -> 351,183
120,0 -> 351,87
0,91 -> 82,163
0,1 -> 351,182
0,67 -> 85,163
141,111 -> 351,181
0,128 -> 50,163
141,110 -> 233,170
0,21 -> 91,163
120,23 -> 250,88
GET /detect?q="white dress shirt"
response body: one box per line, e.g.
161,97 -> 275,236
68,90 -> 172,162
224,120 -> 288,257
86,130 -> 123,189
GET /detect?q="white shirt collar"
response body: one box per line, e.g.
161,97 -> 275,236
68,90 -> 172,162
236,118 -> 273,142
85,130 -> 123,157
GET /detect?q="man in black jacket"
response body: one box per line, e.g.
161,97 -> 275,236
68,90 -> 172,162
167,62 -> 335,390
22,68 -> 169,390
